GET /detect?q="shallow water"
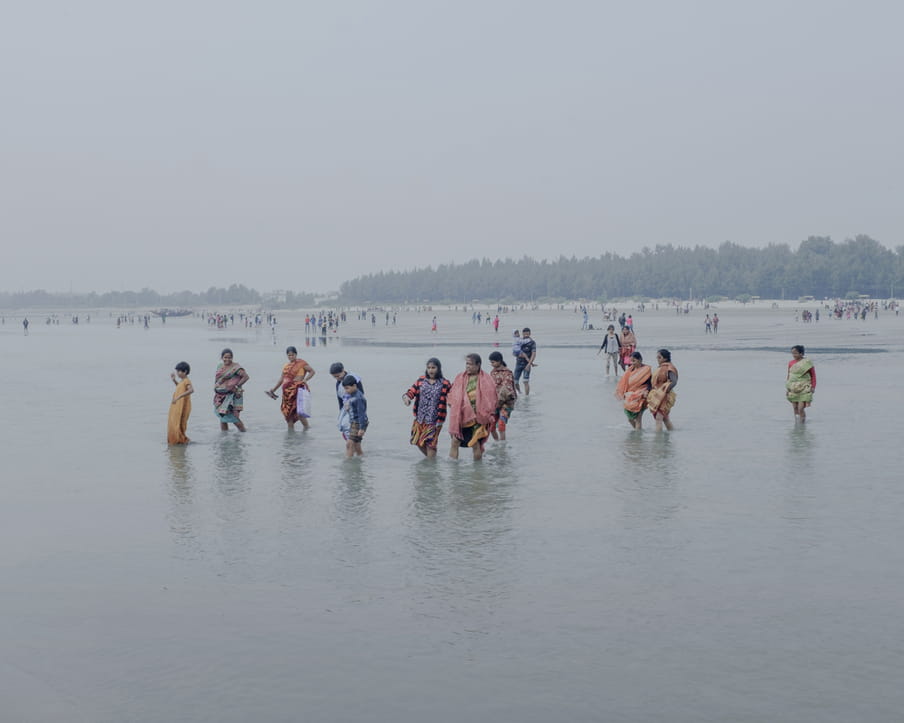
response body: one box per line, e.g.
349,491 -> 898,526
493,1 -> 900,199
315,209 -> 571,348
2,305 -> 903,722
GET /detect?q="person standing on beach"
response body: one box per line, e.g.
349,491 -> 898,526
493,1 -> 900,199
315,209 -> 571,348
514,327 -> 537,395
23,317 -> 29,335
167,362 -> 194,444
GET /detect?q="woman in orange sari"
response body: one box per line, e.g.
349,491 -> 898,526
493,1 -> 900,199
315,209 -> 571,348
646,349 -> 678,431
615,351 -> 652,429
267,346 -> 315,430
447,353 -> 497,460
167,361 -> 194,444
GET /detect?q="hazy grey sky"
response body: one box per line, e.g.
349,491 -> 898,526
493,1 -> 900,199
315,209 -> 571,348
3,1 -> 902,294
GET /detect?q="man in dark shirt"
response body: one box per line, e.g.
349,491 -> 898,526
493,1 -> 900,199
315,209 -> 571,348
514,327 -> 537,395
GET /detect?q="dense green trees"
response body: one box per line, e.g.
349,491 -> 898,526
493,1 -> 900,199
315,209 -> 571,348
339,236 -> 903,303
0,284 -> 316,310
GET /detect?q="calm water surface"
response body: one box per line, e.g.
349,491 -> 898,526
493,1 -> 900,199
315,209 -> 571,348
2,306 -> 902,722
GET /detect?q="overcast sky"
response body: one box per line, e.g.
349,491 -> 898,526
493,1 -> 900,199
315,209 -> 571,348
2,0 -> 902,294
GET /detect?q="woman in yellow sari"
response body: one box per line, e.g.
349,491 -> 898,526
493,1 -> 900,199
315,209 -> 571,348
267,346 -> 316,430
646,349 -> 678,431
167,361 -> 194,444
615,351 -> 652,429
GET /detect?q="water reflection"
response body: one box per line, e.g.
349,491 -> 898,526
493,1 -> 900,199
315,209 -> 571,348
617,431 -> 681,524
213,434 -> 250,497
279,431 -> 313,513
165,444 -> 200,552
780,424 -> 819,525
404,460 -> 516,623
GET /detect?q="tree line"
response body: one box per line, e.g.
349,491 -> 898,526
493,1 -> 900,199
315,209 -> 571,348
0,284 -> 316,310
338,236 -> 904,303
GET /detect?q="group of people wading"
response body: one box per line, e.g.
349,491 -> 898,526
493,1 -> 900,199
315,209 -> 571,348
165,331 -> 817,450
166,340 -> 532,460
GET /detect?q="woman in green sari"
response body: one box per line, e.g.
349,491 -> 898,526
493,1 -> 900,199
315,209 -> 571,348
786,345 -> 816,422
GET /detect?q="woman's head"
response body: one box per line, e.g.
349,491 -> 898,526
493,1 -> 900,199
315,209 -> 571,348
465,353 -> 482,373
630,351 -> 643,364
488,350 -> 506,368
657,349 -> 671,363
220,348 -> 233,361
791,344 -> 805,358
425,357 -> 443,379
285,346 -> 298,356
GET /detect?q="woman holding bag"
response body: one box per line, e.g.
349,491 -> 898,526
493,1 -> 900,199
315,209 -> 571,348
267,346 -> 316,430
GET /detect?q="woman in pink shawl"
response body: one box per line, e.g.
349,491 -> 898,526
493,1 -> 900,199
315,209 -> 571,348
447,353 -> 497,460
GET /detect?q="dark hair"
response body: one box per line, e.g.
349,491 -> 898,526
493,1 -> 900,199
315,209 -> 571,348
607,325 -> 615,331
286,346 -> 297,355
791,345 -> 805,356
488,351 -> 506,366
465,353 -> 482,368
522,327 -> 531,333
175,361 -> 190,374
425,357 -> 443,379
329,362 -> 344,375
342,377 -> 358,388
631,351 -> 643,362
657,349 -> 671,362
220,348 -> 233,358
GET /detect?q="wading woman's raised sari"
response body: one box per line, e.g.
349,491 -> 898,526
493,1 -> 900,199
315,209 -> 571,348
280,358 -> 311,424
646,362 -> 678,418
214,362 -> 247,422
786,358 -> 815,404
615,363 -> 652,420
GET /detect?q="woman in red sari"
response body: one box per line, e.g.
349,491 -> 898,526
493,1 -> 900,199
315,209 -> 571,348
646,349 -> 678,432
615,351 -> 652,429
267,346 -> 315,430
447,353 -> 497,461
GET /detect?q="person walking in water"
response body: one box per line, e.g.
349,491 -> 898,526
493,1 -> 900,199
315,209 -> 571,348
615,351 -> 652,430
341,376 -> 368,457
402,357 -> 451,458
23,317 -> 29,335
646,349 -> 678,432
167,362 -> 194,444
447,354 -> 496,461
514,327 -> 537,395
213,349 -> 249,432
596,324 -> 622,378
786,345 -> 815,422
